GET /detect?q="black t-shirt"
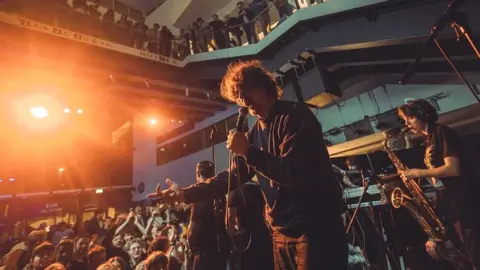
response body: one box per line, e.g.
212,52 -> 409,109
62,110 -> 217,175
424,124 -> 470,225
209,20 -> 225,31
425,124 -> 462,195
228,182 -> 268,235
188,199 -> 227,252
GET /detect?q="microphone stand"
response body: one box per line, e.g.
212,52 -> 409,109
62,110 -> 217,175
365,154 -> 400,270
210,125 -> 217,172
209,125 -> 222,253
346,172 -> 371,234
345,172 -> 372,269
399,0 -> 480,103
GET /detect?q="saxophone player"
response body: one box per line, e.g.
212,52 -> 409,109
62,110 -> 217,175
397,99 -> 477,267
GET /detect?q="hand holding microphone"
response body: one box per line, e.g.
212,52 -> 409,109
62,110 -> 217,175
226,107 -> 249,157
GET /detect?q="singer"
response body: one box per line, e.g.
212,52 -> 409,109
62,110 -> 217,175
149,60 -> 348,270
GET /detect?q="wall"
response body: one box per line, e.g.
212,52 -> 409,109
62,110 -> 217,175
317,84 -> 479,145
132,105 -> 237,201
67,0 -> 136,23
132,82 -> 479,201
145,0 -> 192,34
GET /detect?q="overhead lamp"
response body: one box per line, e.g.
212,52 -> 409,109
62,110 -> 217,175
30,106 -> 49,119
149,118 -> 158,125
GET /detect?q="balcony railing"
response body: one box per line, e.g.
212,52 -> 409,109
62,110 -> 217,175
0,0 -> 386,65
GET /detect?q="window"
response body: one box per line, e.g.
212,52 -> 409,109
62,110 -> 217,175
156,113 -> 247,166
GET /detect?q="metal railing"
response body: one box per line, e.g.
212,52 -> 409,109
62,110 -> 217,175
1,0 -> 324,61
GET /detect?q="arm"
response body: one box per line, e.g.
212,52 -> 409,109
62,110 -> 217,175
404,126 -> 462,180
133,217 -> 146,235
227,207 -> 239,235
183,156 -> 254,203
143,217 -> 154,237
245,105 -> 326,188
417,156 -> 461,178
115,213 -> 134,234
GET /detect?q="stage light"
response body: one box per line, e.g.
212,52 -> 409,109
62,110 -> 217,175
63,108 -> 70,113
76,108 -> 83,114
171,119 -> 175,123
30,106 -> 48,119
149,118 -> 158,125
8,178 -> 14,182
14,94 -> 63,130
58,168 -> 65,173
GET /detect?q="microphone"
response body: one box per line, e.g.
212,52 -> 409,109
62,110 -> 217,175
236,107 -> 248,132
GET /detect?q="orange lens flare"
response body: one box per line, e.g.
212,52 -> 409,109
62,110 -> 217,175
14,94 -> 64,130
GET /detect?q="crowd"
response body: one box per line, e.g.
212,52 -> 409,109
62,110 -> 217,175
0,204 -> 192,270
4,0 -> 328,60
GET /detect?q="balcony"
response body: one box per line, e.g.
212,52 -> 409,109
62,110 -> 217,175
0,0 -> 391,67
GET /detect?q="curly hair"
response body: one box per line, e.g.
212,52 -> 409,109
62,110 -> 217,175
44,263 -> 66,270
124,238 -> 145,251
398,99 -> 438,123
220,60 -> 282,103
144,251 -> 169,269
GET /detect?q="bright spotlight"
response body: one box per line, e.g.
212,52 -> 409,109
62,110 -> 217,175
58,168 -> 65,173
77,108 -> 83,114
8,177 -> 15,182
14,94 -> 63,130
63,108 -> 70,113
30,106 -> 49,119
149,118 -> 158,125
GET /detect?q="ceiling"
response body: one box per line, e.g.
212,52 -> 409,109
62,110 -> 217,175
143,0 -> 240,31
117,0 -> 167,13
173,0 -> 240,28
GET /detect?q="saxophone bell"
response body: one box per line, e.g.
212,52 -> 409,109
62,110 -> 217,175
391,187 -> 405,208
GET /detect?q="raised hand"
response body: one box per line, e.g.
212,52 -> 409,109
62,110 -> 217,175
147,178 -> 186,204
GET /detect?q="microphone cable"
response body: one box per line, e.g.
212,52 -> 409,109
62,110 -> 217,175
226,151 -> 252,253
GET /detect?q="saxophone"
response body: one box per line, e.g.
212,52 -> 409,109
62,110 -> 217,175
382,137 -> 447,242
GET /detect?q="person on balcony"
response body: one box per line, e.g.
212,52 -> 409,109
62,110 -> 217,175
224,14 -> 244,47
237,2 -> 257,44
132,18 -> 148,50
209,14 -> 228,50
250,0 -> 271,38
